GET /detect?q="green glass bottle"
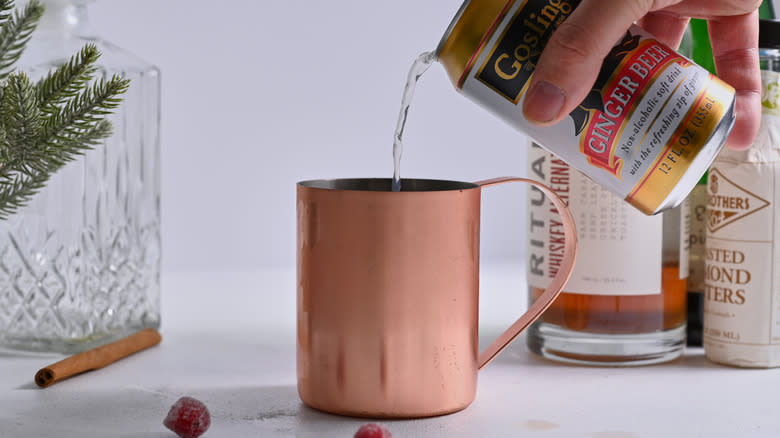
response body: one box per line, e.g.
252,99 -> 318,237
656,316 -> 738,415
760,1 -> 776,21
685,2 -> 774,347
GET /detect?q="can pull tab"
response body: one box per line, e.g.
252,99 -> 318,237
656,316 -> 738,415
474,176 -> 578,370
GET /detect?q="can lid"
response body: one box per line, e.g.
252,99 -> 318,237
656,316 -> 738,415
759,19 -> 780,48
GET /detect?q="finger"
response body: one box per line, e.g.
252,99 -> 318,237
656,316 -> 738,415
637,11 -> 689,49
522,0 -> 655,125
658,0 -> 760,18
708,11 -> 761,150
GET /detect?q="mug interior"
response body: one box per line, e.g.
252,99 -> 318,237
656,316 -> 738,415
298,178 -> 478,192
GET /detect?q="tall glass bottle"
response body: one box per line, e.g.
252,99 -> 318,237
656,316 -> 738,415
685,2 -> 775,346
703,18 -> 780,368
684,18 -> 713,346
526,143 -> 688,365
0,0 -> 161,353
761,1 -> 776,20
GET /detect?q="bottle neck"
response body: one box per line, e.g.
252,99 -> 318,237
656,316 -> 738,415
36,1 -> 91,36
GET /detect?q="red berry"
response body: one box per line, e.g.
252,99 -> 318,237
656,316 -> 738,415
354,423 -> 392,438
163,396 -> 211,438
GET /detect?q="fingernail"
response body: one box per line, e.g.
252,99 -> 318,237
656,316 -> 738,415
524,80 -> 565,124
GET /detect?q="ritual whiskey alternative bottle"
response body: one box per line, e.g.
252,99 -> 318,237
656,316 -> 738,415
526,143 -> 688,365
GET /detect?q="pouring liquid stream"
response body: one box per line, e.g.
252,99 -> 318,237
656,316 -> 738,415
392,51 -> 436,192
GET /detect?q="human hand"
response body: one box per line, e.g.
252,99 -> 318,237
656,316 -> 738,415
522,0 -> 761,150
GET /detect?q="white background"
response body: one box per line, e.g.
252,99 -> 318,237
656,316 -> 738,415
83,0 -> 531,273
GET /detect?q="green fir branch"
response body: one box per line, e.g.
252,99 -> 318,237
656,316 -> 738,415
42,75 -> 129,142
46,119 -> 112,160
0,118 -> 114,219
0,0 -> 15,23
71,119 -> 112,147
0,0 -> 43,80
0,72 -> 50,180
2,72 -> 42,163
0,168 -> 51,220
0,1 -> 129,218
36,44 -> 99,113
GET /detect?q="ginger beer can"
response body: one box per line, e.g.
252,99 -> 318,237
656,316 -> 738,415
436,0 -> 736,215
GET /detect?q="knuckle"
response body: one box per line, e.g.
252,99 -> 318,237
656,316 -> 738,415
633,0 -> 655,18
735,0 -> 763,14
714,47 -> 762,89
716,0 -> 762,14
715,47 -> 758,66
546,21 -> 596,64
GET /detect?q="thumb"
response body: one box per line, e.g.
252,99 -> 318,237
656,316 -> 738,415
522,0 -> 655,125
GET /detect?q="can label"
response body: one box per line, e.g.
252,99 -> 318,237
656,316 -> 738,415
445,0 -> 734,214
474,0 -> 573,102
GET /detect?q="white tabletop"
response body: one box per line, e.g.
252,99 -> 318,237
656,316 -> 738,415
1,265 -> 778,438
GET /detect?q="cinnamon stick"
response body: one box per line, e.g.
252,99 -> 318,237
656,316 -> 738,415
35,328 -> 162,388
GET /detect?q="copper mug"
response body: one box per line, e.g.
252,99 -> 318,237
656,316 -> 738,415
296,177 -> 577,418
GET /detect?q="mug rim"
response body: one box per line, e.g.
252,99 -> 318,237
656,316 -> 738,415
297,178 -> 480,192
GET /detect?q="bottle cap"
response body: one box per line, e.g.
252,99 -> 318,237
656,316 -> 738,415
759,19 -> 780,49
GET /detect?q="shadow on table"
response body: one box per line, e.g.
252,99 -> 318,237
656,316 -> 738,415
295,393 -> 480,438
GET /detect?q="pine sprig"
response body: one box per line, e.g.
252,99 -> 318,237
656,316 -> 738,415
44,119 -> 112,163
0,169 -> 49,218
0,0 -> 43,81
2,73 -> 42,164
0,0 -> 15,23
43,75 -> 129,142
36,44 -> 99,113
0,1 -> 128,219
69,119 -> 112,148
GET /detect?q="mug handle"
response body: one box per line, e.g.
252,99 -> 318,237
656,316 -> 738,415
474,176 -> 578,370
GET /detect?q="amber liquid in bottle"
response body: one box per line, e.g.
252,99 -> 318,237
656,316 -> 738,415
531,266 -> 687,365
531,264 -> 687,334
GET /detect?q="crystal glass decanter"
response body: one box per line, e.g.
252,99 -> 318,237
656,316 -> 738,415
0,0 -> 161,353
